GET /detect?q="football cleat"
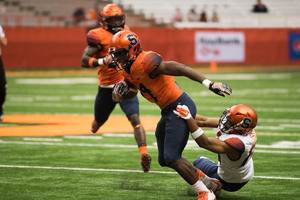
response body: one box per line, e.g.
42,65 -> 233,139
91,118 -> 100,133
140,153 -> 151,172
210,179 -> 222,194
197,190 -> 216,200
196,169 -> 222,193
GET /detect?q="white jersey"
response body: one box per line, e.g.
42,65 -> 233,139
217,129 -> 257,183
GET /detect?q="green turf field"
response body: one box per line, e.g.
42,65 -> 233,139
0,70 -> 299,199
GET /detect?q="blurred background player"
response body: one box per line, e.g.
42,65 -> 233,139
73,4 -> 86,26
80,4 -> 151,172
108,30 -> 232,200
252,0 -> 268,13
0,24 -> 7,121
174,104 -> 257,195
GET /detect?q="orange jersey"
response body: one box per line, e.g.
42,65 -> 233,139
118,51 -> 183,110
86,25 -> 130,86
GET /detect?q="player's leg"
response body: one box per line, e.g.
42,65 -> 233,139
92,87 -> 116,133
120,96 -> 151,172
193,156 -> 223,193
163,102 -> 198,184
0,58 -> 6,121
161,93 -> 215,199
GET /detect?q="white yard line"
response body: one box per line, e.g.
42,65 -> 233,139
63,136 -> 103,140
1,140 -> 300,154
16,78 -> 98,85
0,164 -> 298,180
23,138 -> 63,142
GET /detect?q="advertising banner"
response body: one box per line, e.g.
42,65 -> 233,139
195,31 -> 245,62
289,32 -> 300,60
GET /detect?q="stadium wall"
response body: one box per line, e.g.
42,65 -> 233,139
2,27 -> 300,69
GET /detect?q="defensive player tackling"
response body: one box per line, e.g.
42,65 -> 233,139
174,104 -> 258,195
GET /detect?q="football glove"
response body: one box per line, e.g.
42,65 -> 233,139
209,82 -> 232,97
103,55 -> 114,65
112,81 -> 128,102
173,105 -> 192,120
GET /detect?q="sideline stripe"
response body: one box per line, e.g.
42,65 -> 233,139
0,165 -> 299,180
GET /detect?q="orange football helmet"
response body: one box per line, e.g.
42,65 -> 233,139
109,30 -> 142,70
218,104 -> 258,135
99,4 -> 125,33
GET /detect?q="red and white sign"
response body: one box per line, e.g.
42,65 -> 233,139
195,31 -> 245,62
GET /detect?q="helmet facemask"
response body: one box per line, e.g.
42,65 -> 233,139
101,15 -> 125,33
218,108 -> 234,134
109,47 -> 133,71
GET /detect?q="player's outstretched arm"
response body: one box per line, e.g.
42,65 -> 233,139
174,105 -> 238,156
195,114 -> 219,128
81,45 -> 113,68
155,61 -> 232,97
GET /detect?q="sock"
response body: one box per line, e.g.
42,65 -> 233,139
192,179 -> 209,193
138,144 -> 148,156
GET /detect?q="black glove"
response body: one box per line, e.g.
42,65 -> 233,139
209,82 -> 232,97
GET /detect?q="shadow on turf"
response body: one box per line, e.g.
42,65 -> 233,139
186,188 -> 255,200
118,175 -> 152,191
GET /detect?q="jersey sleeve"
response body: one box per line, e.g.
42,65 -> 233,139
224,137 -> 245,154
143,53 -> 163,78
86,30 -> 100,47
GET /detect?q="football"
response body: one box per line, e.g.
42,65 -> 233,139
112,80 -> 138,102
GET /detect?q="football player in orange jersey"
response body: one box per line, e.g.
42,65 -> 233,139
80,4 -> 151,172
174,104 -> 257,196
108,30 -> 232,200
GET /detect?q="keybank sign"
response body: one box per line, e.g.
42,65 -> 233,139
195,31 -> 245,62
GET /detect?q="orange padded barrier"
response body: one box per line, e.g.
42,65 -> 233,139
2,27 -> 87,69
2,27 -> 300,69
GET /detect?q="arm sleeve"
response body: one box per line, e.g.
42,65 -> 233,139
143,53 -> 163,78
224,137 -> 245,154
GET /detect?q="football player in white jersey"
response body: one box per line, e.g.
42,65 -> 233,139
173,104 -> 257,194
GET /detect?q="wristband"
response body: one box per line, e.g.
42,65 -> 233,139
202,79 -> 211,89
191,128 -> 204,139
88,57 -> 96,68
98,58 -> 104,66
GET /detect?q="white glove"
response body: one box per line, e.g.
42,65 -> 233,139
173,105 -> 192,120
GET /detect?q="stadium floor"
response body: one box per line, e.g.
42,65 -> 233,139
0,115 -> 159,137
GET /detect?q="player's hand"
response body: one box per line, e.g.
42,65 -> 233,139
103,55 -> 114,65
173,105 -> 192,120
209,82 -> 232,97
112,81 -> 128,102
